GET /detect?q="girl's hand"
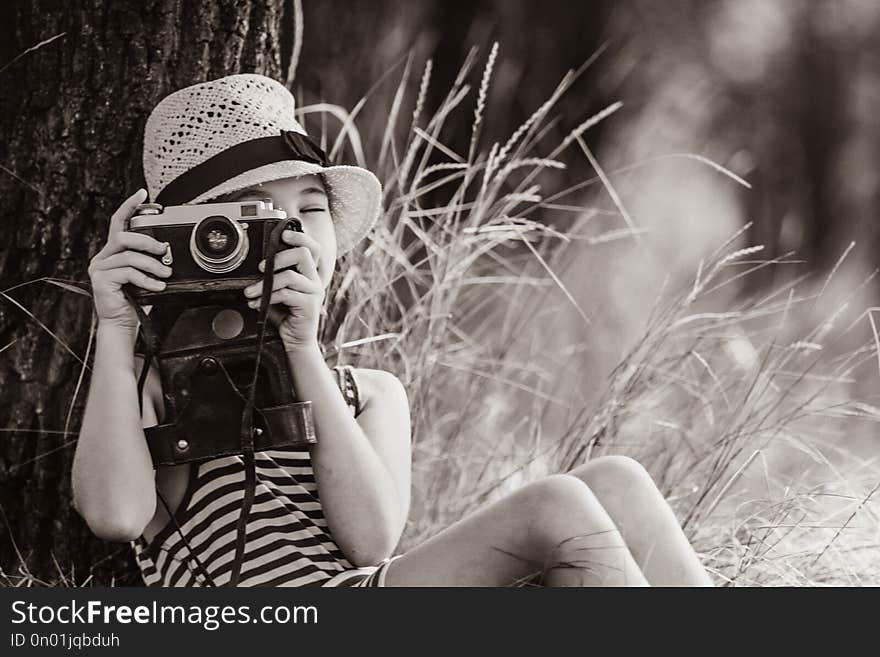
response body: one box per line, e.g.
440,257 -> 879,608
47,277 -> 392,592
243,229 -> 324,352
88,189 -> 172,330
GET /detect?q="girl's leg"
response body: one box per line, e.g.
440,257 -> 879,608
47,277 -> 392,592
567,456 -> 712,586
383,474 -> 648,587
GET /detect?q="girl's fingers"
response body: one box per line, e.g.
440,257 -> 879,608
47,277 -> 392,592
115,230 -> 169,255
248,288 -> 308,309
106,230 -> 168,258
100,189 -> 150,257
280,229 -> 322,261
244,270 -> 320,300
276,269 -> 319,293
248,289 -> 308,310
110,266 -> 167,292
269,229 -> 321,275
108,189 -> 148,239
261,245 -> 319,282
98,250 -> 172,279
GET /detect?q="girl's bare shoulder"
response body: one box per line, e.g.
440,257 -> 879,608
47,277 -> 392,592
349,367 -> 408,411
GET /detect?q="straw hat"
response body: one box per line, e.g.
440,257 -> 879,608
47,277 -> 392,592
142,73 -> 381,254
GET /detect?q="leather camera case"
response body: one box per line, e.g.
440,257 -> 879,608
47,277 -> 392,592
136,301 -> 316,467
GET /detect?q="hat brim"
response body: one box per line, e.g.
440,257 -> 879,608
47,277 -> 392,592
185,161 -> 382,254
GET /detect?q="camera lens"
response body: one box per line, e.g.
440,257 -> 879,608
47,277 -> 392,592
197,218 -> 235,257
189,215 -> 249,273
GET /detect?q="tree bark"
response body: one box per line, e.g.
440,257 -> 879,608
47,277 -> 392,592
0,0 -> 289,586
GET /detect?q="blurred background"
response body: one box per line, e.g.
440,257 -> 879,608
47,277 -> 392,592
295,0 -> 880,418
1,0 -> 878,586
301,0 -> 880,278
297,0 -> 880,451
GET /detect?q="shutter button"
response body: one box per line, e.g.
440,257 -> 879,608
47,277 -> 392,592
177,439 -> 189,451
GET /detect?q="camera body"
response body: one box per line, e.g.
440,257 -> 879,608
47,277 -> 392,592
124,198 -> 302,305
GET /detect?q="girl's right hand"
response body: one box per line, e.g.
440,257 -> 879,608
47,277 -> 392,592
88,189 -> 172,330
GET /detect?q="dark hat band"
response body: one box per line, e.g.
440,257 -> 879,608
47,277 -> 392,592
155,130 -> 329,206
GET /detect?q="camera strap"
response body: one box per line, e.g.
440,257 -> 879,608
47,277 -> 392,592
229,217 -> 289,587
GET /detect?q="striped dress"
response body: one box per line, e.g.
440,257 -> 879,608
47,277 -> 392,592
131,365 -> 396,587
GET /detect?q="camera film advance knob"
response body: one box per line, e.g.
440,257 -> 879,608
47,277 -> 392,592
134,203 -> 163,215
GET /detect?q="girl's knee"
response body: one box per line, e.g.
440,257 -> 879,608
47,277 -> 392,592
569,455 -> 657,496
518,474 -> 621,552
519,474 -> 594,514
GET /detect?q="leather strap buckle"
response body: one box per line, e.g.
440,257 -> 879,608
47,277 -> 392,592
144,401 -> 315,467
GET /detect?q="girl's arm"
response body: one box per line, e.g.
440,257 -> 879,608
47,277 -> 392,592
285,345 -> 411,567
72,189 -> 170,542
246,224 -> 411,567
71,322 -> 157,541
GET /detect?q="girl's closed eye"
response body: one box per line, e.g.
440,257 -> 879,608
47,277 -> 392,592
300,206 -> 328,214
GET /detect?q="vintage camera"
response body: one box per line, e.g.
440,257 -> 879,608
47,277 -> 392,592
124,198 -> 302,306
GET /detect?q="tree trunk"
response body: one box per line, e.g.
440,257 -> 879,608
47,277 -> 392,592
0,0 -> 290,586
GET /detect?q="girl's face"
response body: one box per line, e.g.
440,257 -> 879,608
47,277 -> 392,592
143,174 -> 336,316
219,174 -> 338,289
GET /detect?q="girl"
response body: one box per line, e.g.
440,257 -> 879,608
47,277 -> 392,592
72,73 -> 712,587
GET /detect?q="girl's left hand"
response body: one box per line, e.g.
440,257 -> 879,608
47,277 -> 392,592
243,229 -> 324,352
